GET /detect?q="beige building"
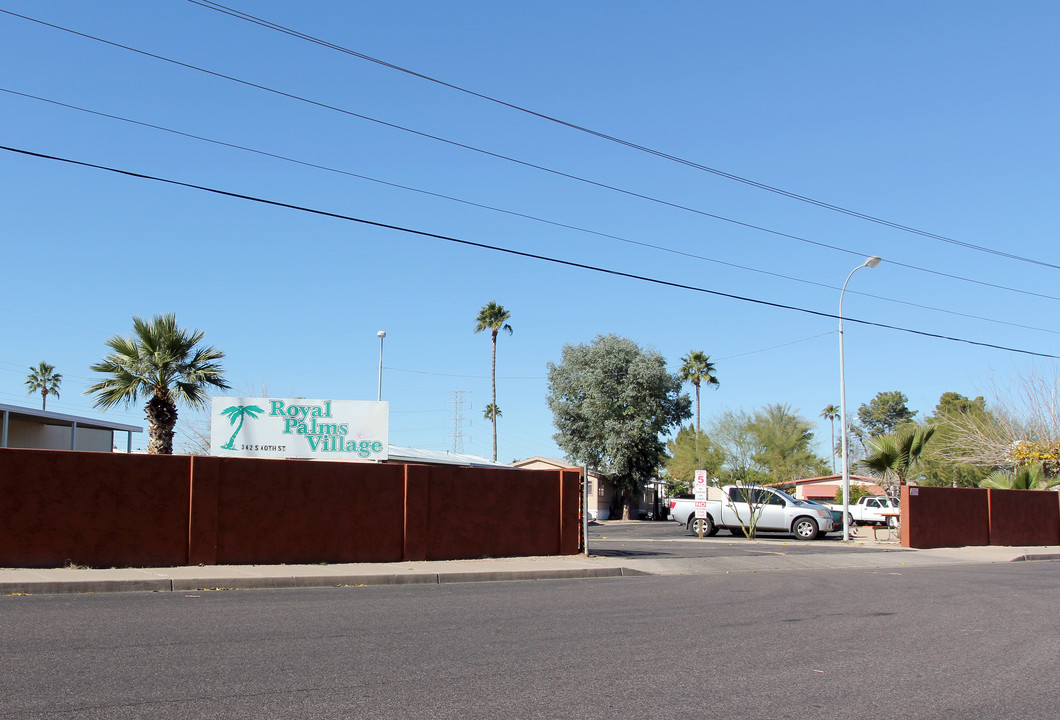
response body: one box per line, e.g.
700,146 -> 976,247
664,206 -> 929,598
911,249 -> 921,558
0,403 -> 141,452
779,474 -> 885,503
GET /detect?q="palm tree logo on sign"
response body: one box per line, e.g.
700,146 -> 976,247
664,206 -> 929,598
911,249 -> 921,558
220,404 -> 265,450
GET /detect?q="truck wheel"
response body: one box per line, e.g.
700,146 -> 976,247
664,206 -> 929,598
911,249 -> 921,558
688,516 -> 714,536
792,517 -> 819,541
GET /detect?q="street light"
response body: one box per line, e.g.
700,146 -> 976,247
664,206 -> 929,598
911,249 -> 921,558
839,255 -> 881,541
376,330 -> 386,401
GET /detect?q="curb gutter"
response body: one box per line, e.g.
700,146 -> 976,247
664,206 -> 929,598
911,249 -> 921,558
1,567 -> 632,596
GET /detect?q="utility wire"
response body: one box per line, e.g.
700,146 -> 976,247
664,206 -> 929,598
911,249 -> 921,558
2,10 -> 1050,302
188,0 -> 1060,272
3,143 -> 1056,360
6,86 -> 1059,334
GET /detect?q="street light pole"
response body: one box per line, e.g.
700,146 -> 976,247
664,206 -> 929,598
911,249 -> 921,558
376,330 -> 386,402
840,256 -> 881,541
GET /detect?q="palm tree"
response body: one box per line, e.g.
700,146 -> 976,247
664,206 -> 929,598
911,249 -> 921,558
221,404 -> 265,450
483,403 -> 501,423
679,351 -> 719,434
474,301 -> 512,461
860,425 -> 936,490
820,404 -> 840,474
86,313 -> 229,454
981,465 -> 1054,490
25,361 -> 62,411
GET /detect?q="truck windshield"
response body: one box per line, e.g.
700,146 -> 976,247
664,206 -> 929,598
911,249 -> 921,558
770,488 -> 798,504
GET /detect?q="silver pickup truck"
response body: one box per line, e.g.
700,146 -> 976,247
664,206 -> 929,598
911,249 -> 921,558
668,485 -> 835,540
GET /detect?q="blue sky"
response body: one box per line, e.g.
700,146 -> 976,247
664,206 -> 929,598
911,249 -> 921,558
3,1 -> 1058,461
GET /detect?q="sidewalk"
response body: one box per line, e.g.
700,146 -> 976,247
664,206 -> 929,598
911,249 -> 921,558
2,538 -> 1057,596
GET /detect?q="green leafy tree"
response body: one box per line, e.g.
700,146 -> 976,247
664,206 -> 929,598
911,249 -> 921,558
709,409 -> 769,485
919,392 -> 992,487
664,424 -> 725,493
25,361 -> 62,411
833,484 -> 873,504
483,403 -> 501,421
934,391 -> 987,417
547,334 -> 691,519
859,424 -> 936,491
926,370 -> 1060,482
747,403 -> 829,482
474,301 -> 512,461
86,313 -> 229,455
857,390 -> 917,437
678,351 -> 719,434
820,404 -> 840,474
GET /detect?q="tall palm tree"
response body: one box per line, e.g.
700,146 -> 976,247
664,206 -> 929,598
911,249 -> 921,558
25,361 -> 62,411
860,425 -> 936,489
820,404 -> 840,474
474,301 -> 512,462
86,313 -> 229,454
679,351 -> 719,434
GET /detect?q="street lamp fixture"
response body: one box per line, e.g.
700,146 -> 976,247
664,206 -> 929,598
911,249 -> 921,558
839,256 -> 881,541
376,330 -> 386,402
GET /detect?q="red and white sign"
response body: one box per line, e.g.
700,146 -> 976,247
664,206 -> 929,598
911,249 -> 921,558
694,470 -> 708,518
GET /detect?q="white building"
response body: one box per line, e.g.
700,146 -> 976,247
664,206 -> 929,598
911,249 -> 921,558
0,403 -> 142,452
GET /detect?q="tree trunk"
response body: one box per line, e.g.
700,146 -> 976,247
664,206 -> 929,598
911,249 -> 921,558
146,396 -> 178,454
490,331 -> 498,461
695,382 -> 701,434
829,418 -> 836,474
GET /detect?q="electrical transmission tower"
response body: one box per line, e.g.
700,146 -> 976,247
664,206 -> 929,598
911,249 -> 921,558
446,391 -> 470,454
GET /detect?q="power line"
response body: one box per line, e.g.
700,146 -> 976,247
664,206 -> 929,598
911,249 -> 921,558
5,87 -> 1059,334
716,332 -> 837,361
188,0 -> 1060,272
3,11 -> 1053,305
3,143 -> 1056,360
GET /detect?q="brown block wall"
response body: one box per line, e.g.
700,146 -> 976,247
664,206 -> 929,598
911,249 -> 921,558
421,465 -> 566,560
901,486 -> 990,549
205,456 -> 408,565
0,448 -> 191,567
987,489 -> 1060,547
0,448 -> 581,568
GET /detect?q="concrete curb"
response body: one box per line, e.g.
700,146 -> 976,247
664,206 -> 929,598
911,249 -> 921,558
1,566 -> 633,596
1010,552 -> 1060,563
2,548 -> 1055,597
1,579 -> 173,596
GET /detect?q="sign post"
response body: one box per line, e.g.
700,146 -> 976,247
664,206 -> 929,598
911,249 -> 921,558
694,470 -> 708,539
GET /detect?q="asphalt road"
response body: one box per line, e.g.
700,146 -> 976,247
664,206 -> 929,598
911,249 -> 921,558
3,559 -> 1057,719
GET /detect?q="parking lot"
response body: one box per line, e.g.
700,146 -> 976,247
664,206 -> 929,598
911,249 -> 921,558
587,517 -> 900,560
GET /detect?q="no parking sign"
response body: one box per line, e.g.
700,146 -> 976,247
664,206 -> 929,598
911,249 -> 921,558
694,470 -> 708,519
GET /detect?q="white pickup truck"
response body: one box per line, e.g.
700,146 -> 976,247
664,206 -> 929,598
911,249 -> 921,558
668,485 -> 835,540
825,495 -> 900,526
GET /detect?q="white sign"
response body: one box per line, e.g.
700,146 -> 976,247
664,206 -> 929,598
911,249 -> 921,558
694,470 -> 708,518
210,397 -> 388,460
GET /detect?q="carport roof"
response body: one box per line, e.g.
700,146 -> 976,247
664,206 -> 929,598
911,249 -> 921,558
0,403 -> 143,434
1,403 -> 143,451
